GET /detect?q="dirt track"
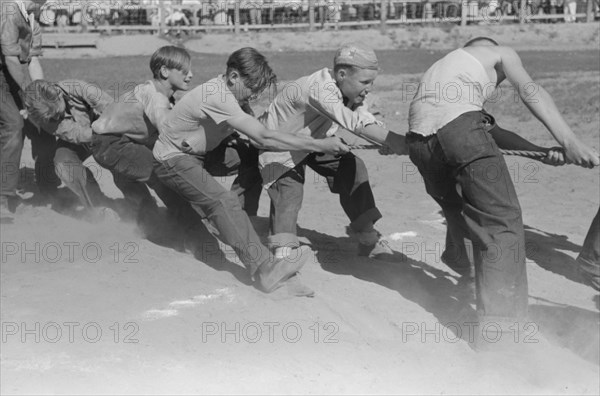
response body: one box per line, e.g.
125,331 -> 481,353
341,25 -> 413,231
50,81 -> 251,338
1,23 -> 599,395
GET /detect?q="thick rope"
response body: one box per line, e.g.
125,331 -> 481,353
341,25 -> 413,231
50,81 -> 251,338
347,144 -> 549,159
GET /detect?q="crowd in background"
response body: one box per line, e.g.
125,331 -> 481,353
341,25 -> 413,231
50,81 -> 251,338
37,0 -> 599,30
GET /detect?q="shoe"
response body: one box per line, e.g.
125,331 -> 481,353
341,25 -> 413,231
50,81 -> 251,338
441,250 -> 475,278
256,245 -> 312,293
348,227 -> 394,259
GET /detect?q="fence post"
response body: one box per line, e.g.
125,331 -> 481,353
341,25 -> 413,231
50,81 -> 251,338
380,0 -> 388,33
309,0 -> 315,31
159,0 -> 166,37
234,0 -> 241,34
461,1 -> 467,26
587,0 -> 595,22
519,0 -> 527,24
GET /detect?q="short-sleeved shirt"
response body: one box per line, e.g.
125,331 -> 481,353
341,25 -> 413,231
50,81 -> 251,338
153,76 -> 247,162
50,80 -> 114,144
92,80 -> 173,146
258,67 -> 382,187
0,1 -> 42,66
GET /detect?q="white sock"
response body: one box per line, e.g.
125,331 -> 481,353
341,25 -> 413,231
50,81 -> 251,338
274,246 -> 294,259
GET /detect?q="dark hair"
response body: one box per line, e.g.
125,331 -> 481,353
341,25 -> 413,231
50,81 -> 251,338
463,37 -> 499,47
226,47 -> 277,93
150,46 -> 191,79
22,80 -> 65,125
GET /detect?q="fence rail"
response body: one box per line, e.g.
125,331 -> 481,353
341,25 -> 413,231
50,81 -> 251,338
38,0 -> 598,35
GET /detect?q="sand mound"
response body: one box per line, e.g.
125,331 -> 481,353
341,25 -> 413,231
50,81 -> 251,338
96,34 -> 171,57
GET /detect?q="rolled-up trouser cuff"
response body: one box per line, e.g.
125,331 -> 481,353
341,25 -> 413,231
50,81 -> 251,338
267,233 -> 300,250
349,208 -> 383,233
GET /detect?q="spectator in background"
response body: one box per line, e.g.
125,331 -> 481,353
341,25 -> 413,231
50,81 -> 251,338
56,9 -> 68,32
249,0 -> 263,25
564,0 -> 577,21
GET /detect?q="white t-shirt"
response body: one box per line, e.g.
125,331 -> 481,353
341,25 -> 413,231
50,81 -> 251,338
154,76 -> 247,162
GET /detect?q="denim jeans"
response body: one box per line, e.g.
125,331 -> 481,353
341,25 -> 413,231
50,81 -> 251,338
577,208 -> 600,291
54,140 -> 104,208
407,111 -> 528,320
1,67 -> 59,197
266,152 -> 382,249
154,153 -> 273,274
205,134 -> 262,216
90,133 -> 190,224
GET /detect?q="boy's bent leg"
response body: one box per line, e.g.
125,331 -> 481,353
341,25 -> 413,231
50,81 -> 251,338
155,155 -> 308,291
54,143 -> 93,208
91,133 -> 158,219
231,141 -> 262,216
307,152 -> 389,257
25,122 -> 60,196
0,70 -> 25,203
459,154 -> 528,319
436,114 -> 528,322
307,152 -> 382,230
155,154 -> 272,274
267,166 -> 305,254
407,132 -> 472,275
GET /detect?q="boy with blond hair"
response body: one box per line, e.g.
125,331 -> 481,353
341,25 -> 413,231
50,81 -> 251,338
153,47 -> 349,293
91,46 -> 195,238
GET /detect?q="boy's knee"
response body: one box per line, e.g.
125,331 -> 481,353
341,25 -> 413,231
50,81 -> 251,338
1,127 -> 24,149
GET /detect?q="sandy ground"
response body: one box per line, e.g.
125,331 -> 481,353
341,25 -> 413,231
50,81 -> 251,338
1,24 -> 599,395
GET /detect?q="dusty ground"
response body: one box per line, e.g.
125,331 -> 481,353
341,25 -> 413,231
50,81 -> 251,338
1,24 -> 599,395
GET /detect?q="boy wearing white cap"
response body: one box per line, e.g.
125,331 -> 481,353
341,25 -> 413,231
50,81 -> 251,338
257,43 -> 406,260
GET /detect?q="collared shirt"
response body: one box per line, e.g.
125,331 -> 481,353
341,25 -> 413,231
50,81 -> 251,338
153,76 -> 246,162
47,80 -> 114,144
0,0 -> 42,66
92,80 -> 173,146
258,67 -> 383,187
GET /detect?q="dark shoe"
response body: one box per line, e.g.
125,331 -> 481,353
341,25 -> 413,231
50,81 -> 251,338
441,250 -> 474,278
256,245 -> 312,293
348,227 -> 394,259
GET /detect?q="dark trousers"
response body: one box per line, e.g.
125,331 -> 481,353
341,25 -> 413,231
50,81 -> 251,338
54,140 -> 105,208
266,152 -> 382,249
577,208 -> 600,291
407,111 -> 528,320
207,135 -> 262,217
90,133 -> 190,225
154,152 -> 273,275
0,67 -> 59,197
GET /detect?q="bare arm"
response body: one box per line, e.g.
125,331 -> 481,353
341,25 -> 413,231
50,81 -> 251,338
3,56 -> 31,91
361,124 -> 408,155
27,56 -> 44,81
227,113 -> 349,155
488,125 -> 566,165
500,47 -> 599,168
